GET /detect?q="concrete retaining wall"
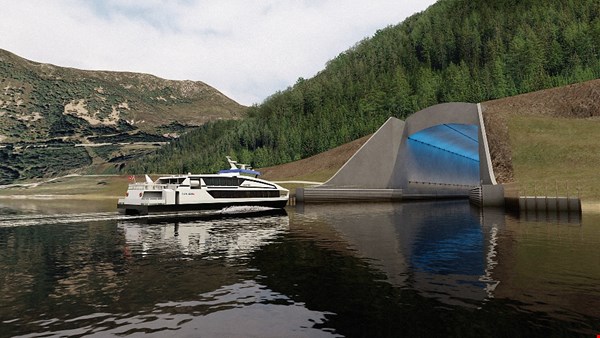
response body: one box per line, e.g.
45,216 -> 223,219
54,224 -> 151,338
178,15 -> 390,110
519,196 -> 581,213
297,188 -> 403,203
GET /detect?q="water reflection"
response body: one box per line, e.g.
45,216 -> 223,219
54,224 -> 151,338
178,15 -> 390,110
284,201 -> 599,335
519,208 -> 582,224
494,212 -> 600,322
119,209 -> 289,258
1,199 -> 599,337
32,280 -> 336,338
295,201 -> 502,306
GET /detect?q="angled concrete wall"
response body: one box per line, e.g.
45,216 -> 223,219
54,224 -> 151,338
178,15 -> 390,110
477,103 -> 498,185
320,117 -> 405,189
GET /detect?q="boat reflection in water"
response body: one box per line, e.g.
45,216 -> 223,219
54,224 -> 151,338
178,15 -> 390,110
119,207 -> 289,259
295,200 -> 504,306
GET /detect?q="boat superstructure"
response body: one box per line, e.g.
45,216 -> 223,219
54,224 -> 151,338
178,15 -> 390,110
117,158 -> 289,215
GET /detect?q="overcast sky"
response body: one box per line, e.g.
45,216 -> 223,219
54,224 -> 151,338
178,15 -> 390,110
0,0 -> 437,106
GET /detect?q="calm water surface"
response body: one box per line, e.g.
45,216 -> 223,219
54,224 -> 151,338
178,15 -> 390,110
0,199 -> 599,337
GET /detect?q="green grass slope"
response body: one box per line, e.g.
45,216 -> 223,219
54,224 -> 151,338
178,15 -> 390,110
482,79 -> 600,208
508,116 -> 600,201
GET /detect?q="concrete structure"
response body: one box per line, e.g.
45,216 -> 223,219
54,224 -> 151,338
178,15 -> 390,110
519,196 -> 581,214
298,102 -> 504,206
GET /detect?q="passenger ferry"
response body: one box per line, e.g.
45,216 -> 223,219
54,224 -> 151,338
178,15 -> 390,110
117,157 -> 289,215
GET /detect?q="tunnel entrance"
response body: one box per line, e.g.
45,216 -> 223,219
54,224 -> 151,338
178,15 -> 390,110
405,123 -> 480,193
300,103 -> 498,203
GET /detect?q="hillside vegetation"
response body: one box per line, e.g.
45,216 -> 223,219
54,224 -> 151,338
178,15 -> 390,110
127,0 -> 600,175
0,49 -> 245,183
3,80 -> 599,205
479,78 -> 600,206
509,115 -> 600,200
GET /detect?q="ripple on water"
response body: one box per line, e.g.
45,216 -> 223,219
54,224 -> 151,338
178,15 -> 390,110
11,280 -> 339,337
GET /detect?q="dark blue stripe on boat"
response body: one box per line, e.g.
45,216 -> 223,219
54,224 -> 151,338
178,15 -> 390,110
218,168 -> 262,176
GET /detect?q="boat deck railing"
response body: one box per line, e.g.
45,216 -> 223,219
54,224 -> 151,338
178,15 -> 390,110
128,183 -> 178,191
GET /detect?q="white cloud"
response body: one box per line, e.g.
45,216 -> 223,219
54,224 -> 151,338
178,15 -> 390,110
0,0 -> 437,105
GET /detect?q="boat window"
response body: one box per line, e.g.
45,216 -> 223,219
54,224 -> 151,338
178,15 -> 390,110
208,190 -> 280,199
202,177 -> 245,187
241,178 -> 276,189
157,178 -> 185,184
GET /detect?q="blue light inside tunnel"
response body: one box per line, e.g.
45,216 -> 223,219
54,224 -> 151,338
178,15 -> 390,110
408,124 -> 479,162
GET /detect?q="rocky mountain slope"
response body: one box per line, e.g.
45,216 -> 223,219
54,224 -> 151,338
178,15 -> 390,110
0,49 -> 246,183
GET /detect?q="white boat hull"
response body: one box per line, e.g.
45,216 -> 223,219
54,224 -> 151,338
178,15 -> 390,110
117,197 -> 288,215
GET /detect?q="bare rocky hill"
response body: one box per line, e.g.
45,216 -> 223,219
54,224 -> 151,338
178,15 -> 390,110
0,49 -> 246,183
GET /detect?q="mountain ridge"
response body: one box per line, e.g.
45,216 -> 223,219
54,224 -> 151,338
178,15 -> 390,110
0,48 -> 246,183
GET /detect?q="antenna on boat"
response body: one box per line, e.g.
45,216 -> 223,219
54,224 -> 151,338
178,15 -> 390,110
226,156 -> 238,169
226,156 -> 252,170
222,156 -> 260,177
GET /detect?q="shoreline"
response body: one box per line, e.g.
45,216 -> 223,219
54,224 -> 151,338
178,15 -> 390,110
1,193 -> 598,214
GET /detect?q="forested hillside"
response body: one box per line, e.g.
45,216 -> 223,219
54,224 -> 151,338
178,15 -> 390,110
127,0 -> 600,174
